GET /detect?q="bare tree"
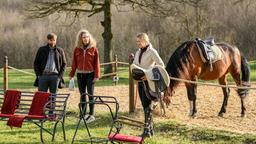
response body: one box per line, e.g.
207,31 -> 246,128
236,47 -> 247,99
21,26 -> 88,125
26,0 -> 114,74
2,0 -> 256,68
25,0 -> 178,74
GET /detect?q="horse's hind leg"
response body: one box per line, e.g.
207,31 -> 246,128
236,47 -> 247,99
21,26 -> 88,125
218,75 -> 230,117
186,83 -> 197,117
229,65 -> 248,117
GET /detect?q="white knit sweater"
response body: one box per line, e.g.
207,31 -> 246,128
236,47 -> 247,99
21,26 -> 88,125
133,44 -> 164,69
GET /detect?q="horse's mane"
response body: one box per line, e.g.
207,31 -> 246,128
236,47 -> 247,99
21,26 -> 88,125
165,41 -> 193,87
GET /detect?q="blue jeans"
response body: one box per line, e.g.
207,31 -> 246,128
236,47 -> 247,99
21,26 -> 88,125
38,75 -> 60,115
77,72 -> 95,115
38,75 -> 60,94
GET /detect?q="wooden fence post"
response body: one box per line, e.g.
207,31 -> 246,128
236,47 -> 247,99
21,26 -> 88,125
114,54 -> 118,85
129,54 -> 135,113
3,56 -> 8,91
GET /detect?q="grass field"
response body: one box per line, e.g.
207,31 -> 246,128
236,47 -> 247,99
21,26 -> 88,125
0,111 -> 256,144
0,65 -> 256,143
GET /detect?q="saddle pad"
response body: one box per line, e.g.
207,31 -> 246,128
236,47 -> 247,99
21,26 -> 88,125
144,66 -> 170,93
197,45 -> 223,63
211,45 -> 224,62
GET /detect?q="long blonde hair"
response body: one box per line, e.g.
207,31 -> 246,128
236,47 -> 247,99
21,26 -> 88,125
75,29 -> 96,48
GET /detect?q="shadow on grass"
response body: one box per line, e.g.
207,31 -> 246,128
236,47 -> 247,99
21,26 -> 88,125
155,121 -> 256,143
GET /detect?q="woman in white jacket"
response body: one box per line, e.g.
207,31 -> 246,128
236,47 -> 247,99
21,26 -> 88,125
133,33 -> 164,137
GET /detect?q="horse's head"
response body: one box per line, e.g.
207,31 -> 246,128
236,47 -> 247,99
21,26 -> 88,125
163,87 -> 174,107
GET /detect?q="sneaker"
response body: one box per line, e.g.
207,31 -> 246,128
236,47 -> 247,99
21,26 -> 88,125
86,115 -> 95,123
48,114 -> 57,121
83,114 -> 89,119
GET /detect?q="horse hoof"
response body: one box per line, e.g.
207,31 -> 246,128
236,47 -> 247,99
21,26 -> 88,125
188,113 -> 197,118
162,114 -> 167,117
241,113 -> 246,118
218,113 -> 224,117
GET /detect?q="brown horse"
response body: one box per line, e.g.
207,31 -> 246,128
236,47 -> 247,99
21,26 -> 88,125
164,40 -> 250,117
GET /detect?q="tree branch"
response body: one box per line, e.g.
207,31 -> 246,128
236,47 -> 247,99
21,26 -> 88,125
119,0 -> 181,17
25,0 -> 104,19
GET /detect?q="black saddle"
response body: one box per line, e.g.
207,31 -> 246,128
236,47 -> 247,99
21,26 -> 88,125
131,68 -> 167,101
195,37 -> 215,62
132,69 -> 145,80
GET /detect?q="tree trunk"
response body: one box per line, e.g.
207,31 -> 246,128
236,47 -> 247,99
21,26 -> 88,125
102,0 -> 113,74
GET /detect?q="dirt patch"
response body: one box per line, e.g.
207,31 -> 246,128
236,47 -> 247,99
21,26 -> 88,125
60,84 -> 256,134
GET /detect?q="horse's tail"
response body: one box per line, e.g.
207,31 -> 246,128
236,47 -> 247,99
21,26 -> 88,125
241,56 -> 250,83
238,55 -> 250,97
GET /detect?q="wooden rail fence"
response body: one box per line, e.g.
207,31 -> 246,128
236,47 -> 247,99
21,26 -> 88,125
2,55 -> 136,113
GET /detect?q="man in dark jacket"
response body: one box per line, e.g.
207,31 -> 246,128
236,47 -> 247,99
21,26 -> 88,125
34,33 -> 67,94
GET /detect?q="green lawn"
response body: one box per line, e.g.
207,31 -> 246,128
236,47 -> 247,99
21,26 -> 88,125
0,111 -> 255,144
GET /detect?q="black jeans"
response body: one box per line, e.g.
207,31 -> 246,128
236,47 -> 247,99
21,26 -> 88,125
138,81 -> 151,113
77,72 -> 95,115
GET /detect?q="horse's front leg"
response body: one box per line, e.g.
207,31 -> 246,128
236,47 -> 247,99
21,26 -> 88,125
186,84 -> 197,117
218,76 -> 230,117
240,97 -> 247,117
218,87 -> 230,117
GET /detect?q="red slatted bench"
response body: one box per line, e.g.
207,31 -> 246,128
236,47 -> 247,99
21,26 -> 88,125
0,90 -> 70,143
